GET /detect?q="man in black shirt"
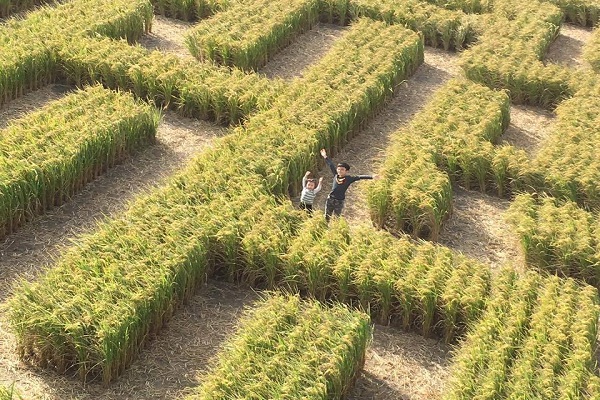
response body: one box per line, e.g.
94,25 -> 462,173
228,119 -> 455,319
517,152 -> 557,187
320,148 -> 376,222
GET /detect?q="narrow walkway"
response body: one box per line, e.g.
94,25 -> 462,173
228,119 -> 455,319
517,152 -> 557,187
500,105 -> 555,158
138,15 -> 195,59
438,188 -> 526,272
0,84 -> 73,129
258,23 -> 347,80
349,326 -> 451,400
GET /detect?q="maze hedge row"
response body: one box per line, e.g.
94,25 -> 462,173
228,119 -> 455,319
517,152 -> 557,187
0,0 -> 153,107
4,0 -> 600,396
188,294 -> 371,399
507,194 -> 600,286
186,0 -> 320,71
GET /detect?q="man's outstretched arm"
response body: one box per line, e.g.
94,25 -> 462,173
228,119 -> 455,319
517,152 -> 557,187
320,148 -> 337,175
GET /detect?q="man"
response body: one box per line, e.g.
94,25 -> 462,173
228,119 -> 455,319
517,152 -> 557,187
320,148 -> 377,222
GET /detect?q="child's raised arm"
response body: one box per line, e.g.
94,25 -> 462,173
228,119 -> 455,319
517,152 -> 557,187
315,177 -> 324,193
320,148 -> 336,175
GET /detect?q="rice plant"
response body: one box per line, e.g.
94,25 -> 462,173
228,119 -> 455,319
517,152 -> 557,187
0,385 -> 19,400
534,92 -> 600,209
228,18 -> 424,196
57,36 -> 283,125
419,0 -> 493,14
543,0 -> 600,26
445,269 -> 600,400
368,78 -> 512,240
151,0 -> 231,21
460,0 -> 574,108
187,293 -> 372,400
0,0 -> 152,106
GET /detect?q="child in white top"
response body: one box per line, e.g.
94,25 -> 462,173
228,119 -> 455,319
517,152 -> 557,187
300,171 -> 323,215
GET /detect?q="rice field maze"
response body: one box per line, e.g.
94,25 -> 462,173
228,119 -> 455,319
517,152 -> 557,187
1,0 -> 600,399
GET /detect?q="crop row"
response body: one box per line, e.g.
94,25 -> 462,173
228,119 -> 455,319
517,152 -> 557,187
186,0 -> 320,71
0,0 -> 152,106
367,79 -> 521,240
187,294 -> 371,399
283,218 -> 489,341
206,202 -> 489,343
543,0 -> 600,25
326,0 -> 478,49
506,194 -> 600,286
7,18 -> 424,383
0,85 -> 159,240
0,386 -> 17,400
445,269 -> 599,399
150,0 -> 229,21
57,36 -> 283,124
533,91 -> 600,209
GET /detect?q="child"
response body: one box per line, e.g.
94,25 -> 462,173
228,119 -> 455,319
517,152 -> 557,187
300,171 -> 323,215
320,148 -> 377,221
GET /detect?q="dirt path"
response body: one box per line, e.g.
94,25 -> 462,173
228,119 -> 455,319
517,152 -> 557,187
500,105 -> 555,158
138,15 -> 195,59
258,23 -> 347,80
350,326 -> 451,400
0,84 -> 73,129
545,23 -> 594,69
438,188 -> 526,271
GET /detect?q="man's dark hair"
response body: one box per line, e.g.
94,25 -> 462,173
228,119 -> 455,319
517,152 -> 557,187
337,162 -> 350,171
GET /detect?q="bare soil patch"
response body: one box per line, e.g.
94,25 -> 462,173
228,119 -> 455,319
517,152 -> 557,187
545,23 -> 594,69
438,187 -> 525,272
138,14 -> 195,59
350,326 -> 451,400
0,281 -> 258,399
500,104 -> 555,158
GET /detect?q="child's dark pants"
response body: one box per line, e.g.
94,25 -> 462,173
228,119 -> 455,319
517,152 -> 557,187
325,197 -> 344,222
300,202 -> 314,215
